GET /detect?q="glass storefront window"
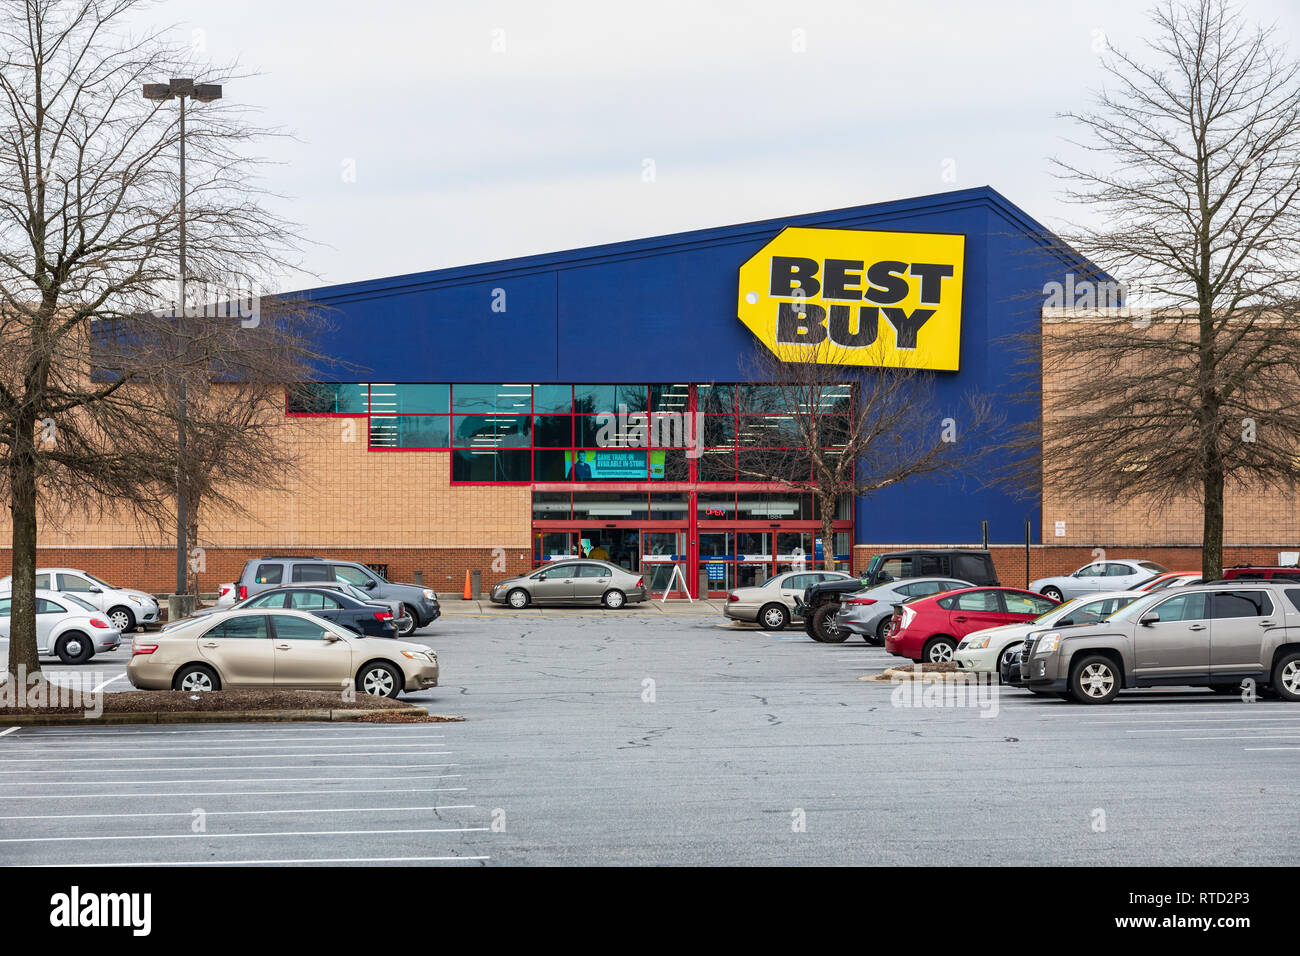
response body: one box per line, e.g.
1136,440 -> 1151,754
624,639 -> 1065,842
573,385 -> 647,415
452,415 -> 531,448
737,449 -> 809,484
698,449 -> 736,482
532,492 -> 571,520
452,384 -> 533,413
649,492 -> 688,520
697,492 -> 735,519
532,385 -> 572,414
451,449 -> 530,482
533,449 -> 570,481
368,384 -> 449,414
696,384 -> 734,414
571,493 -> 649,521
532,415 -> 572,447
286,383 -> 368,414
736,385 -> 796,414
703,415 -> 737,449
649,384 -> 690,412
737,493 -> 812,520
368,415 -> 450,448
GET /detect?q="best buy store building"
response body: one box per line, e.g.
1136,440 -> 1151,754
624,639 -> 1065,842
247,185 -> 1066,599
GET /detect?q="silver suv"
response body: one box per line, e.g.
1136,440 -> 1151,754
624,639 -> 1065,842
233,557 -> 439,637
1020,582 -> 1300,703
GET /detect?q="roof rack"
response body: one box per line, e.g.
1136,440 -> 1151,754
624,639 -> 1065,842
258,555 -> 323,561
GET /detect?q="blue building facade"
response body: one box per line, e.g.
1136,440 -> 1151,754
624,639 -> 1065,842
288,187 -> 1070,594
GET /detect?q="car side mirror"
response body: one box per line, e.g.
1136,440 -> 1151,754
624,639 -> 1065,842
323,633 -> 341,643
88,587 -> 102,594
1140,612 -> 1159,626
1057,618 -> 1074,627
362,580 -> 377,589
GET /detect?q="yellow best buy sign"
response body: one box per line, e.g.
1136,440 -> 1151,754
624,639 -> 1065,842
737,227 -> 965,370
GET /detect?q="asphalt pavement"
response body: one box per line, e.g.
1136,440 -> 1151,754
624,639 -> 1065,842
3,604 -> 1299,865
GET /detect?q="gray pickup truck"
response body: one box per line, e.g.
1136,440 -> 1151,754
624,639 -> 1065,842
1020,581 -> 1300,703
231,556 -> 440,636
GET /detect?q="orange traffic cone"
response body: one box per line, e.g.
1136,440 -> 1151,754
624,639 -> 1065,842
463,570 -> 473,600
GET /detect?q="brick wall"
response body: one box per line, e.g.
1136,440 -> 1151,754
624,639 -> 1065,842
0,546 -> 536,596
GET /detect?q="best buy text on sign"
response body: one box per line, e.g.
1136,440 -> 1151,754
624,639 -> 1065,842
737,227 -> 965,370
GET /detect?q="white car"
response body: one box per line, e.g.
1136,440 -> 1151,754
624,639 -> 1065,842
1029,559 -> 1168,602
954,590 -> 1143,678
723,570 -> 856,630
0,590 -> 123,663
0,568 -> 160,632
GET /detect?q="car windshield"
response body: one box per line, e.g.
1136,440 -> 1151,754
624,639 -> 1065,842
339,583 -> 370,602
1034,598 -> 1081,623
83,572 -> 116,589
1138,562 -> 1169,573
62,594 -> 97,612
1106,593 -> 1165,623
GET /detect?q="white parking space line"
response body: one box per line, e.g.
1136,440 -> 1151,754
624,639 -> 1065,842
0,826 -> 492,844
89,674 -> 126,693
0,787 -> 469,800
0,728 -> 17,738
1127,723 -> 1300,733
0,749 -> 452,764
0,739 -> 448,753
0,763 -> 460,776
1183,733 -> 1300,740
21,726 -> 447,737
0,805 -> 474,821
47,856 -> 491,866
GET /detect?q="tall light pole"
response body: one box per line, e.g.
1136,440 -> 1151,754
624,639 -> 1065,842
142,78 -> 222,596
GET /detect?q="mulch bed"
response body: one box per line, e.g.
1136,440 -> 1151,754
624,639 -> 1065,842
355,712 -> 466,723
0,687 -> 414,717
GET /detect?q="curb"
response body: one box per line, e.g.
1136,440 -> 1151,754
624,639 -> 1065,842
860,667 -> 994,684
0,705 -> 456,727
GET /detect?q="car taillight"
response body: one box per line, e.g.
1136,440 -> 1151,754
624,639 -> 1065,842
374,611 -> 393,621
728,593 -> 740,602
132,642 -> 158,656
636,577 -> 644,588
89,618 -> 110,628
843,598 -> 877,606
238,585 -> 247,600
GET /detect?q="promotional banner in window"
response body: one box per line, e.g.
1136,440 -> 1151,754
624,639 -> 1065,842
565,450 -> 667,479
737,227 -> 965,370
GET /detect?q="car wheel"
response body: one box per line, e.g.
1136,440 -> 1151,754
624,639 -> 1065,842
874,617 -> 893,645
997,645 -> 1021,683
803,615 -> 819,639
758,603 -> 789,631
507,588 -> 530,609
55,631 -> 93,665
812,604 -> 847,643
922,637 -> 957,664
1270,651 -> 1300,702
1069,654 -> 1120,704
1040,587 -> 1064,602
173,663 -> 221,692
357,661 -> 402,699
395,604 -> 417,637
107,605 -> 135,632
602,589 -> 626,610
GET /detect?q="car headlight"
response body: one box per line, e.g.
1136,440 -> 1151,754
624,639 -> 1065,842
965,635 -> 991,650
129,595 -> 143,604
401,650 -> 434,662
422,589 -> 436,601
1036,632 -> 1062,654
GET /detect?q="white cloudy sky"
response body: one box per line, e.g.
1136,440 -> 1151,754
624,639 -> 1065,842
146,0 -> 1300,289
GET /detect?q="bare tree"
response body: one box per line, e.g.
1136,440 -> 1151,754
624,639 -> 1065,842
735,337 -> 994,574
0,0 -> 304,680
1026,0 -> 1300,579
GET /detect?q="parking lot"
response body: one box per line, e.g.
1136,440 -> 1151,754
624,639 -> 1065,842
4,605 -> 1300,865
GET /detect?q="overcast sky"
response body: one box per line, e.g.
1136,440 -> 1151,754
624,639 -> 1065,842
149,0 -> 1300,290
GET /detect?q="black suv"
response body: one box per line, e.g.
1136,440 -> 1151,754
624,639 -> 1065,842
795,549 -> 999,641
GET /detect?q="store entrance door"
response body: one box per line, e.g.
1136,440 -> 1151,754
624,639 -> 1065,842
576,528 -> 640,572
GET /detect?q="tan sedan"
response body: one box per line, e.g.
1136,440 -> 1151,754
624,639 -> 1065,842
724,570 -> 856,630
127,608 -> 438,698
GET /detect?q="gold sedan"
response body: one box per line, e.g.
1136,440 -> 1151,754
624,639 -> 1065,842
127,608 -> 438,698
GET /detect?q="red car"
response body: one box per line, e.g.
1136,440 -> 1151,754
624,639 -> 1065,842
884,586 -> 1060,663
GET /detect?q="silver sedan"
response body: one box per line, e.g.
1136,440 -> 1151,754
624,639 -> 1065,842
833,577 -> 974,643
490,560 -> 648,609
